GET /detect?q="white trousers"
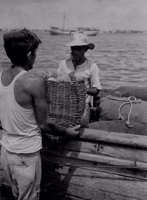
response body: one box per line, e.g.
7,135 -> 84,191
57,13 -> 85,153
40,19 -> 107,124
1,146 -> 41,200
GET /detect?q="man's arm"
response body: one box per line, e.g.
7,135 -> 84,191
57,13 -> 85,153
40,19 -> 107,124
88,63 -> 101,96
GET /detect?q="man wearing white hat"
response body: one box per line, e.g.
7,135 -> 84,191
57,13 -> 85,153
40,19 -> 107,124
57,32 -> 101,107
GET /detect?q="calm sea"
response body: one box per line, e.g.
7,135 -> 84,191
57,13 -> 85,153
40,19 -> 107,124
0,30 -> 147,89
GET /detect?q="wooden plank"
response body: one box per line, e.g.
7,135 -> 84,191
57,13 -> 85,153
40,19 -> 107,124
66,182 -> 146,200
43,139 -> 147,163
41,165 -> 147,200
58,166 -> 147,181
79,128 -> 147,149
42,152 -> 147,180
97,143 -> 147,163
42,149 -> 147,170
43,128 -> 147,150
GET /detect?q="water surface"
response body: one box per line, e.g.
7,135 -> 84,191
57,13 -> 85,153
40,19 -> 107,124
0,31 -> 147,89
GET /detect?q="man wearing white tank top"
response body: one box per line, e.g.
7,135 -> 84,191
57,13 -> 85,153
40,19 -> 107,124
0,29 -> 80,200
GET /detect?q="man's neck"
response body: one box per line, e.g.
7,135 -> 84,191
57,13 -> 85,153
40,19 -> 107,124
11,63 -> 31,71
11,65 -> 24,71
72,57 -> 87,68
7,66 -> 25,78
1,66 -> 25,86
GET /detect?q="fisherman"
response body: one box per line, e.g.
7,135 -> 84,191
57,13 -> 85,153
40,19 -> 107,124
57,32 -> 101,104
0,28 -> 80,200
57,32 -> 101,124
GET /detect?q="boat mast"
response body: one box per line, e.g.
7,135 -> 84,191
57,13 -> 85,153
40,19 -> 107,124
62,14 -> 66,30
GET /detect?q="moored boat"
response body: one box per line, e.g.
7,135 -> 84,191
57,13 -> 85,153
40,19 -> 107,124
49,26 -> 73,36
84,30 -> 99,36
1,86 -> 147,200
77,27 -> 99,36
40,127 -> 147,200
49,26 -> 99,36
1,127 -> 147,200
49,14 -> 74,36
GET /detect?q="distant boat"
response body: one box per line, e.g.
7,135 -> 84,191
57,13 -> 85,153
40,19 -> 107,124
50,26 -> 99,36
83,30 -> 99,36
49,14 -> 99,36
49,26 -> 73,36
49,14 -> 73,36
78,27 -> 99,36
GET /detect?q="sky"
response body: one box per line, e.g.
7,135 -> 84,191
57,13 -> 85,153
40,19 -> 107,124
0,0 -> 147,30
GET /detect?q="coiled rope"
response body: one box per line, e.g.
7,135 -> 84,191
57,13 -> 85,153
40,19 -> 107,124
104,95 -> 141,128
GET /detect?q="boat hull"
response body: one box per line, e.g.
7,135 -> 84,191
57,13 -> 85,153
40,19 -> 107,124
49,29 -> 72,35
40,128 -> 147,200
1,128 -> 147,200
84,30 -> 99,36
49,26 -> 74,35
49,27 -> 99,36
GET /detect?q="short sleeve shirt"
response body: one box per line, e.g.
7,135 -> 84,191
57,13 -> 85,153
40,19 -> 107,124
57,58 -> 101,104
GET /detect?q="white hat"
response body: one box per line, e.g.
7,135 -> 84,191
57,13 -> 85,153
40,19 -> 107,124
66,32 -> 90,47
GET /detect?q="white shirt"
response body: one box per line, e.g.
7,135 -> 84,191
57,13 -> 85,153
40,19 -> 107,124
57,58 -> 101,104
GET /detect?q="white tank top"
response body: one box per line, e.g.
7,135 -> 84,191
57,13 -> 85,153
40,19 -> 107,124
0,70 -> 42,153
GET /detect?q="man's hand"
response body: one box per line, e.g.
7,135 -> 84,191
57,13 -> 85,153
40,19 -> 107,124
66,125 -> 81,137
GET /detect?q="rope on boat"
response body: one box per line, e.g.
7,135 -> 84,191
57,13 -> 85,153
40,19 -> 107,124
103,95 -> 141,128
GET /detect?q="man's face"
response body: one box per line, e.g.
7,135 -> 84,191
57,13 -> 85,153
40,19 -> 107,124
71,46 -> 88,63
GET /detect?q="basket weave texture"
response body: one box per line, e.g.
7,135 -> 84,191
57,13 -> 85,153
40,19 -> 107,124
45,78 -> 86,127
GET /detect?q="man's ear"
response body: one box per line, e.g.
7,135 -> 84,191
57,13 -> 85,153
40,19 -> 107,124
27,51 -> 31,57
27,48 -> 37,57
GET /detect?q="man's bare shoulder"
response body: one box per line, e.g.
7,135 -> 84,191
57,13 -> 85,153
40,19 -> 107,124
21,72 -> 45,94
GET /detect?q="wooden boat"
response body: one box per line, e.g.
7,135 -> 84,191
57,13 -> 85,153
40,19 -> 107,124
1,87 -> 147,199
39,128 -> 147,200
49,26 -> 99,36
49,26 -> 73,36
1,127 -> 147,200
49,14 -> 74,36
49,15 -> 99,36
50,26 -> 99,36
77,28 -> 99,36
84,30 -> 99,36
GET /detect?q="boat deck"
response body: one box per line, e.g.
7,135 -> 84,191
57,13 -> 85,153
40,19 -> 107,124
1,128 -> 147,199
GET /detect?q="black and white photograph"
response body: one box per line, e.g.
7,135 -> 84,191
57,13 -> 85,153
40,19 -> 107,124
0,0 -> 147,199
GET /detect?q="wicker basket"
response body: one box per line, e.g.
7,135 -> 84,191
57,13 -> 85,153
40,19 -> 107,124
45,78 -> 86,127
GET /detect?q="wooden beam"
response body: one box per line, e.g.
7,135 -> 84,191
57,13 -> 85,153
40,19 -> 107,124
43,149 -> 147,170
78,128 -> 147,149
42,139 -> 147,163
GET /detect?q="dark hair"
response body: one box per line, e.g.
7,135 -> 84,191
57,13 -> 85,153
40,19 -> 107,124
3,28 -> 41,65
